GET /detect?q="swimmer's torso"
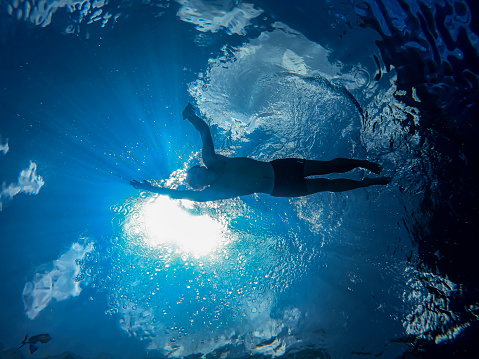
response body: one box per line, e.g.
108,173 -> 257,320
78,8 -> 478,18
207,155 -> 275,196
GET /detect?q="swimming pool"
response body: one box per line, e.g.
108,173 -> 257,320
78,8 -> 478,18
1,1 -> 478,358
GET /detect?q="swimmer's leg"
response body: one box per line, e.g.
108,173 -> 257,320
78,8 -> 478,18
304,159 -> 382,176
305,176 -> 391,194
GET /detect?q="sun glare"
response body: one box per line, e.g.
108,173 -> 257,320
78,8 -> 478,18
130,196 -> 227,257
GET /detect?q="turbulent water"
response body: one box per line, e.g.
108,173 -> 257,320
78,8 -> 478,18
0,1 -> 478,358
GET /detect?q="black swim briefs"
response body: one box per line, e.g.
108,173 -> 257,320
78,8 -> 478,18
270,158 -> 307,197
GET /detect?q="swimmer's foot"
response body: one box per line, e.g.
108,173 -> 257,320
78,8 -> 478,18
361,160 -> 383,175
363,176 -> 391,186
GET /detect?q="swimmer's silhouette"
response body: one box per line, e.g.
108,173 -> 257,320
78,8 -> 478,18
130,103 -> 391,202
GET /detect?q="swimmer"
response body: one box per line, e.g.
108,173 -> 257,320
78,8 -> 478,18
130,103 -> 391,202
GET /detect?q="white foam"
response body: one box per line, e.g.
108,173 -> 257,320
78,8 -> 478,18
188,26 -> 340,127
0,137 -> 8,155
187,26 -> 365,161
176,0 -> 263,35
23,242 -> 94,319
0,161 -> 44,211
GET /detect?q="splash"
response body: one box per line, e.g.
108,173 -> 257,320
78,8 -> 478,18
188,25 -> 367,163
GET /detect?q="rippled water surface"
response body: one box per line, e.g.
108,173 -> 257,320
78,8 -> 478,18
1,1 -> 478,358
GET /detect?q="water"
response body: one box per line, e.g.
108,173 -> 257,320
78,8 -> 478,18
0,0 -> 478,358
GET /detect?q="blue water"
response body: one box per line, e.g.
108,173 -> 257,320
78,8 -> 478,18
1,1 -> 478,358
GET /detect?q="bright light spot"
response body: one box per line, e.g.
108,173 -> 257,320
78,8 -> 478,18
132,196 -> 227,258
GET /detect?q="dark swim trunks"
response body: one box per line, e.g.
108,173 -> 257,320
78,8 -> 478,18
270,158 -> 307,197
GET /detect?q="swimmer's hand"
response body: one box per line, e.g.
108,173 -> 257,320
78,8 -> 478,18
130,180 -> 156,191
182,102 -> 196,120
182,102 -> 210,135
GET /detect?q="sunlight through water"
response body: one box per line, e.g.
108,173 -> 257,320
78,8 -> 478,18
126,195 -> 228,258
3,0 -> 478,357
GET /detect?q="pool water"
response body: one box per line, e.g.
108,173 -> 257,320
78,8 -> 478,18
1,1 -> 478,358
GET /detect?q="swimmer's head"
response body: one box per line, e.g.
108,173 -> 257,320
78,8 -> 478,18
186,165 -> 216,190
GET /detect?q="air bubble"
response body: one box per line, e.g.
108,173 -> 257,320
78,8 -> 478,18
354,69 -> 370,88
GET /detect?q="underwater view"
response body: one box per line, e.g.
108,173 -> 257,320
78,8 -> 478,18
1,0 -> 478,358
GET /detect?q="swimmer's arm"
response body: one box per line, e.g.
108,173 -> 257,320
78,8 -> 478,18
130,180 -> 233,202
171,187 -> 235,202
182,103 -> 217,166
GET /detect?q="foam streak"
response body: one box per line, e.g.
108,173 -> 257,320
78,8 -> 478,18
23,242 -> 94,319
0,161 -> 45,211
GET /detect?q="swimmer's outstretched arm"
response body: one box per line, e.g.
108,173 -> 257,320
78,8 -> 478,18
182,103 -> 217,166
130,180 -> 233,202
